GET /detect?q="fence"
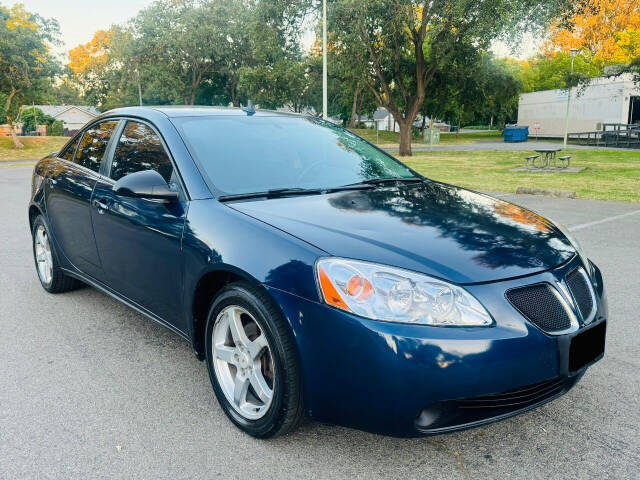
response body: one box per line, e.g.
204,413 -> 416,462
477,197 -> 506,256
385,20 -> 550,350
568,123 -> 640,148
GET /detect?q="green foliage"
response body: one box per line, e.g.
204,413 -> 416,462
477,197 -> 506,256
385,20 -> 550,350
328,0 -> 574,154
48,120 -> 63,136
20,107 -> 55,131
520,53 -> 603,92
0,4 -> 60,123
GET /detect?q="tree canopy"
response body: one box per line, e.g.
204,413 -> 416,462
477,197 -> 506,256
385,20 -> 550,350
0,3 -> 60,147
328,0 -> 574,155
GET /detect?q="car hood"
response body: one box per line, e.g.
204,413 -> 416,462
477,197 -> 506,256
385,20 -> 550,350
228,182 -> 575,284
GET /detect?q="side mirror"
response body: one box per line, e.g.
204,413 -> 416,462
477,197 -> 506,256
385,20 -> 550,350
113,170 -> 179,201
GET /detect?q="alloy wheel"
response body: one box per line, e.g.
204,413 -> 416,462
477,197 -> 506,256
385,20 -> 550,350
211,305 -> 275,420
34,225 -> 53,285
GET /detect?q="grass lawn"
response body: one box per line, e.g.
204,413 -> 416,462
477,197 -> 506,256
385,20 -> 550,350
349,128 -> 502,147
0,136 -> 68,162
399,149 -> 640,203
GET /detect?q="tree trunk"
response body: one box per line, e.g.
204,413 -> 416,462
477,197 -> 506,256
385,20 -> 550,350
7,118 -> 23,149
398,119 -> 413,156
348,85 -> 361,128
5,87 -> 23,149
230,83 -> 240,107
456,114 -> 461,138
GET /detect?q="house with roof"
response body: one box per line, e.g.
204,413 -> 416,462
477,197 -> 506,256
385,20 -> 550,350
22,105 -> 101,133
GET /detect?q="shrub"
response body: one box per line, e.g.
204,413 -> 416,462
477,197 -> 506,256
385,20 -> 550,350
48,120 -> 64,136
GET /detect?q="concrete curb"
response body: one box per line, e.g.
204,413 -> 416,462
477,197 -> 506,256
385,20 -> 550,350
516,187 -> 577,198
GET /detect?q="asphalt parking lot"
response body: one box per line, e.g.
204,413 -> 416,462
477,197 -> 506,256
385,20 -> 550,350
1,163 -> 639,479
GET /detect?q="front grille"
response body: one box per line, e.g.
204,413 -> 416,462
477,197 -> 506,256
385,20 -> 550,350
506,283 -> 572,333
566,268 -> 594,322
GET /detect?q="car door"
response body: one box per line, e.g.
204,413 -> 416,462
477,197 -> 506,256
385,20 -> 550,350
46,120 -> 118,277
90,120 -> 188,330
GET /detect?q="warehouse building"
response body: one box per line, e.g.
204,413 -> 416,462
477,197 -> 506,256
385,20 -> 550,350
517,74 -> 640,137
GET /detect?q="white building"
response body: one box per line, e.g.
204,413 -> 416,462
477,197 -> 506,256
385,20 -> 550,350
517,74 -> 640,137
23,105 -> 101,132
360,107 -> 403,131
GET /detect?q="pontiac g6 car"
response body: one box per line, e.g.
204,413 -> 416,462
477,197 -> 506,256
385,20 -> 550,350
29,107 -> 607,437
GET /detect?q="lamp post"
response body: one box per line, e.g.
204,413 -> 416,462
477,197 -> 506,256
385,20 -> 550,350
322,0 -> 328,120
563,48 -> 579,149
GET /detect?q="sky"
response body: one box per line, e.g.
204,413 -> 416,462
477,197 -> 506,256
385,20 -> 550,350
8,0 -> 539,61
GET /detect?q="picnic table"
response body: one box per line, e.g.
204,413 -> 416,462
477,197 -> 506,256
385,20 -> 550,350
534,148 -> 561,167
524,149 -> 571,169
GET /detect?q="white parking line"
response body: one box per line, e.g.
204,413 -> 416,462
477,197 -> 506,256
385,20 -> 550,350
568,210 -> 640,232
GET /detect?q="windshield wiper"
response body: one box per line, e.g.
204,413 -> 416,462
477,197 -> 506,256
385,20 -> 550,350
218,178 -> 424,202
342,177 -> 424,188
363,177 -> 423,185
218,187 -> 323,202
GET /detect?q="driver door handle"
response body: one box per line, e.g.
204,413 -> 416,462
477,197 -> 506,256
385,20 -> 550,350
93,198 -> 109,214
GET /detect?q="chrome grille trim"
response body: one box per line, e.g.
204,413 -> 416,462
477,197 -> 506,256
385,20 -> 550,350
565,267 -> 598,325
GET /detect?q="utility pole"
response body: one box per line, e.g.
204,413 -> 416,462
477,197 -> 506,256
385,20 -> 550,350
137,68 -> 143,106
563,48 -> 579,149
322,0 -> 328,120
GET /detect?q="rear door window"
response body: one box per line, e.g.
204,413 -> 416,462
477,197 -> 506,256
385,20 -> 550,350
110,121 -> 174,183
74,121 -> 118,173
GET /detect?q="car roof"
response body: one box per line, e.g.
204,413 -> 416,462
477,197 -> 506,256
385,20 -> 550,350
102,105 -> 305,119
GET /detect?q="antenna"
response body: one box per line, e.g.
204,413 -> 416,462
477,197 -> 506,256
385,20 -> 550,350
242,100 -> 256,116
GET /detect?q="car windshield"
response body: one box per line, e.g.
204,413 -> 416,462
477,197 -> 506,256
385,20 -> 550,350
172,115 -> 416,195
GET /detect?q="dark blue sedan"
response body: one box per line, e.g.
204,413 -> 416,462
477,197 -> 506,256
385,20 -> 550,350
29,107 -> 607,438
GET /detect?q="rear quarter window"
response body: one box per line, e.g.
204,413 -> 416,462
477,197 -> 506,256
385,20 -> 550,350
59,136 -> 81,162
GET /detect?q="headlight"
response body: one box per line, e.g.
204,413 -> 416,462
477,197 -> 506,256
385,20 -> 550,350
316,258 -> 493,326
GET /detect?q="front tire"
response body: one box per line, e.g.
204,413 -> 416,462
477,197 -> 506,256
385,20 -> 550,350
31,215 -> 82,293
205,282 -> 304,438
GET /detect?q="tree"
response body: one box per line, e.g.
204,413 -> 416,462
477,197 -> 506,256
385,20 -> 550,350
68,28 -> 116,106
330,0 -> 573,156
237,0 -> 312,111
520,52 -> 602,92
545,0 -> 640,65
0,3 -> 60,148
19,107 -> 55,132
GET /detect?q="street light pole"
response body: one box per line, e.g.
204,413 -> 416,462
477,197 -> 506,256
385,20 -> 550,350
563,48 -> 579,149
322,0 -> 328,120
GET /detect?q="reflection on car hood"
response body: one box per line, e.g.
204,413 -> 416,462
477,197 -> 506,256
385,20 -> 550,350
228,182 -> 575,284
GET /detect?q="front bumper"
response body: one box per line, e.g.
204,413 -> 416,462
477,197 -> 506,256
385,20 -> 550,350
266,257 -> 607,437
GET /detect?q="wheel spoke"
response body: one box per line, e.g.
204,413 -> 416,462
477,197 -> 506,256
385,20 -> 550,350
233,374 -> 250,406
249,369 -> 273,403
214,344 -> 238,364
227,308 -> 250,347
247,334 -> 268,360
37,228 -> 47,248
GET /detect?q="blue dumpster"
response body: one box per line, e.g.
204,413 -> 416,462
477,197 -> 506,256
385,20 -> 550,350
504,126 -> 529,142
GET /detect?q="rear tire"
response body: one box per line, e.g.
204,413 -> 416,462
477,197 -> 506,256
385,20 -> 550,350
205,281 -> 304,438
31,215 -> 83,293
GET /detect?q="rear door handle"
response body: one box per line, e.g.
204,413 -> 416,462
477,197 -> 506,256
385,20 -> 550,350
93,198 -> 109,213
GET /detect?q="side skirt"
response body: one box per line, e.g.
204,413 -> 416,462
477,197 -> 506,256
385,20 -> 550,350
61,267 -> 191,343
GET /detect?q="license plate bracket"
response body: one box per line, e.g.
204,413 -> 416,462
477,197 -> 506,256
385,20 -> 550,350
569,321 -> 606,372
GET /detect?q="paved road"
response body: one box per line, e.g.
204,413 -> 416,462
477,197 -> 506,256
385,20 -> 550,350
1,164 -> 639,479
